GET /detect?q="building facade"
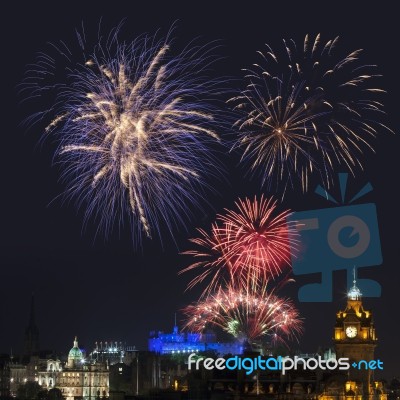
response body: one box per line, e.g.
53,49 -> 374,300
90,341 -> 137,366
9,362 -> 27,397
36,337 -> 109,400
0,355 -> 11,398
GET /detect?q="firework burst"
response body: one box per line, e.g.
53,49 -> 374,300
25,25 -> 224,244
230,34 -> 393,192
180,195 -> 298,295
182,283 -> 303,345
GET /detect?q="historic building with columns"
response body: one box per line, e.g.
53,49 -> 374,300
37,337 -> 109,400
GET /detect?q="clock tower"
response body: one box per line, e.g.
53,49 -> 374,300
333,273 -> 377,398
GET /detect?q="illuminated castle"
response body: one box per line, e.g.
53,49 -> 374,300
148,325 -> 243,356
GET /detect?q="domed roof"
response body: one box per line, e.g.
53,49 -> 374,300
348,269 -> 362,300
348,281 -> 362,300
68,337 -> 83,360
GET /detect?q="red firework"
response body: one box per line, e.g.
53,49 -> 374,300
220,195 -> 298,280
180,222 -> 239,294
180,195 -> 299,295
182,283 -> 303,345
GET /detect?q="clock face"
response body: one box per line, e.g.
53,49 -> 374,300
345,326 -> 357,338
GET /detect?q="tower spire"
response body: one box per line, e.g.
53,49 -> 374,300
348,267 -> 362,300
24,293 -> 40,355
29,292 -> 35,325
173,313 -> 178,334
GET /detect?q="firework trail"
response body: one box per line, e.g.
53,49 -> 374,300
180,195 -> 299,296
230,34 -> 393,192
182,282 -> 303,346
24,25 -> 224,244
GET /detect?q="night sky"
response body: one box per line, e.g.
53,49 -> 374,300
1,1 -> 399,379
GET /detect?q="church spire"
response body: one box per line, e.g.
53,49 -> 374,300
347,267 -> 362,301
24,293 -> 40,355
29,293 -> 35,325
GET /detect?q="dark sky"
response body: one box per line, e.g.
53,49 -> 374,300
1,1 -> 399,379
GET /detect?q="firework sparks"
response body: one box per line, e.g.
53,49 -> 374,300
182,283 -> 303,345
180,195 -> 298,295
26,26 -> 224,244
220,196 -> 298,281
230,34 -> 393,192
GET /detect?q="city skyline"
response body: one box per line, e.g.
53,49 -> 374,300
1,0 -> 399,382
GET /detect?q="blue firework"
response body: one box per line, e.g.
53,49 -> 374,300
25,25 -> 225,245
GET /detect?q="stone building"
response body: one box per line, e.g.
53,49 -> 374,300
36,337 -> 109,400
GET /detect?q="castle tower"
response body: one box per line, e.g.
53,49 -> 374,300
333,271 -> 377,399
24,294 -> 40,356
